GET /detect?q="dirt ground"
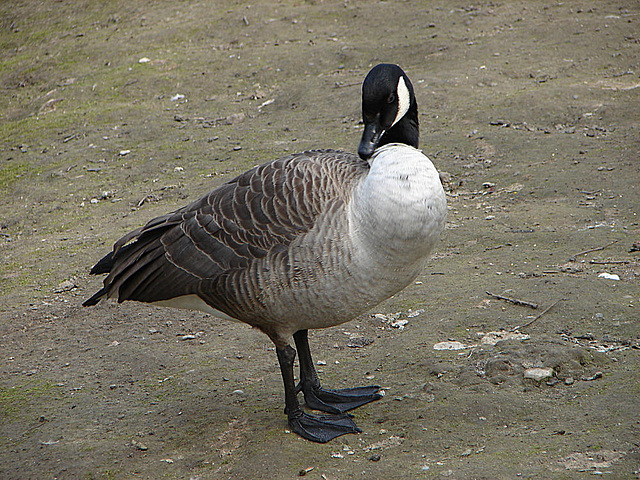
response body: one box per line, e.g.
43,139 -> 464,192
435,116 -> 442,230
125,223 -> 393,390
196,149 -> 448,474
1,1 -> 639,478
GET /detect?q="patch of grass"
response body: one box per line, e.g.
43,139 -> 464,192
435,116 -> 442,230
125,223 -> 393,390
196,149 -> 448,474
84,469 -> 122,480
0,162 -> 33,192
0,381 -> 57,419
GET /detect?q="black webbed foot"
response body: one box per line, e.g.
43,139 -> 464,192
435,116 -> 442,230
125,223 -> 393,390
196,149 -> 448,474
288,410 -> 361,443
302,384 -> 383,414
293,329 -> 383,414
278,332 -> 383,442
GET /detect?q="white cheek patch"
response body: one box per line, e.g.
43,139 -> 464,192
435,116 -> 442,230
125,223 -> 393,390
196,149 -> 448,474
391,75 -> 410,127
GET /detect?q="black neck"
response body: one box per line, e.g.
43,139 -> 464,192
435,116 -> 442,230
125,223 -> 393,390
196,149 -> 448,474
378,101 -> 419,149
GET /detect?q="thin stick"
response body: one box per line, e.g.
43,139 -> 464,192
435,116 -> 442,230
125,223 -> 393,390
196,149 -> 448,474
511,298 -> 564,332
486,291 -> 538,309
589,259 -> 630,265
569,239 -> 619,262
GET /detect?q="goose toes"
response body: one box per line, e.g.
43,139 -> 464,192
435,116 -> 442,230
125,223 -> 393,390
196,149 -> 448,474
288,411 -> 361,443
303,385 -> 383,414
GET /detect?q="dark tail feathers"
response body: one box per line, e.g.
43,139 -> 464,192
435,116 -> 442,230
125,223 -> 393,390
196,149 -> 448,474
83,251 -> 115,306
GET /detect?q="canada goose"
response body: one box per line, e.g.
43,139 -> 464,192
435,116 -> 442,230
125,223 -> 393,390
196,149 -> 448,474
84,63 -> 447,443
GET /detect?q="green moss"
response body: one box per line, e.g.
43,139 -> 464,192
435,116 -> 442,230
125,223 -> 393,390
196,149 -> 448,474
0,381 -> 57,419
84,469 -> 122,480
0,163 -> 33,192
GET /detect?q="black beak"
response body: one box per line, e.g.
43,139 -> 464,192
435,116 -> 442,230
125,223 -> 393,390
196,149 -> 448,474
358,119 -> 385,160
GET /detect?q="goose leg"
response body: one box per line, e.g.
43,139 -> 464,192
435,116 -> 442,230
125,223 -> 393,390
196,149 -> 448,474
276,344 -> 360,443
293,329 -> 383,414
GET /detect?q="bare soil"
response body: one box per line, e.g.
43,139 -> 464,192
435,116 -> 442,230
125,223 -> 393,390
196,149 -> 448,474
1,1 -> 639,479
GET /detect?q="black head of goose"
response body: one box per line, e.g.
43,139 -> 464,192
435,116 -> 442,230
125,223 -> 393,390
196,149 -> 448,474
358,63 -> 419,160
84,64 -> 447,443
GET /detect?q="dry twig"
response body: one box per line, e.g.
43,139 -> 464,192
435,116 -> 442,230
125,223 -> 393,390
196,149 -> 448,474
511,298 -> 564,332
486,291 -> 538,309
589,259 -> 630,265
569,239 -> 619,261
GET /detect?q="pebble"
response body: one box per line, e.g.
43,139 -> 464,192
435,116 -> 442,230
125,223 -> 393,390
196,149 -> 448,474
478,330 -> 529,345
581,371 -> 603,381
523,367 -> 554,382
407,308 -> 425,318
347,337 -> 373,348
598,273 -> 620,281
391,319 -> 409,330
54,279 -> 77,293
433,341 -> 471,350
132,439 -> 148,451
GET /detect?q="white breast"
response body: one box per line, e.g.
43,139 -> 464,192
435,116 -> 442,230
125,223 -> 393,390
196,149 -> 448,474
350,143 -> 447,259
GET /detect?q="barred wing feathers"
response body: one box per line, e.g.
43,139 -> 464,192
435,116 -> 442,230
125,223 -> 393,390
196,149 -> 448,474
84,150 -> 368,318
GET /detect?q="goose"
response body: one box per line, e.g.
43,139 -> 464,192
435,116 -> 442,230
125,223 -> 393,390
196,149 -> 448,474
84,63 -> 448,443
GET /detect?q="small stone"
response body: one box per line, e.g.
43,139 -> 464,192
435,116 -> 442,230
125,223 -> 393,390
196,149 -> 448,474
347,337 -> 373,348
369,454 -> 381,462
54,279 -> 77,293
581,371 -> 603,381
224,112 -> 246,125
132,439 -> 148,451
598,273 -> 620,281
479,331 -> 529,346
391,319 -> 409,330
119,149 -> 131,156
564,377 -> 575,385
523,367 -> 554,382
433,341 -> 470,350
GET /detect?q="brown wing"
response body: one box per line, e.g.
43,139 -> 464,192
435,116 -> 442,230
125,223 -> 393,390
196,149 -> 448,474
84,149 -> 368,312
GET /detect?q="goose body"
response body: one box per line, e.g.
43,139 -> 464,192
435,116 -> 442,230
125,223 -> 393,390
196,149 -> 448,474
85,64 -> 447,442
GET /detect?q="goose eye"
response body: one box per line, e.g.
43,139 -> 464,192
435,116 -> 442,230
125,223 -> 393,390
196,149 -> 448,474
387,93 -> 396,104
